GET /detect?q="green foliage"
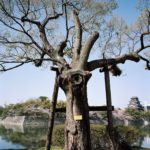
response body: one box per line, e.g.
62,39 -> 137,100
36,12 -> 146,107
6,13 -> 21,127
141,125 -> 150,135
125,108 -> 144,120
52,124 -> 142,148
39,96 -> 48,101
90,125 -> 107,149
100,111 -> 107,120
116,126 -> 141,145
0,107 -> 4,116
0,125 -> 47,149
124,109 -> 150,122
52,124 -> 107,148
37,147 -> 62,150
23,98 -> 51,109
52,125 -> 65,148
1,104 -> 14,118
0,97 -> 66,118
56,100 -> 66,108
143,111 -> 150,121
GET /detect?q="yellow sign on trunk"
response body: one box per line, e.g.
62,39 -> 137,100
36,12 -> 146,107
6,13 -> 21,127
74,115 -> 83,121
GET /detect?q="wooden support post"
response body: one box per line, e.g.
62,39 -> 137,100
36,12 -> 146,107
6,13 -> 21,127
45,67 -> 59,150
104,66 -> 114,135
102,54 -> 115,150
104,66 -> 133,150
101,55 -> 133,150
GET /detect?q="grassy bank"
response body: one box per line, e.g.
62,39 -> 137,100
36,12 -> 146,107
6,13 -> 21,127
37,146 -> 62,150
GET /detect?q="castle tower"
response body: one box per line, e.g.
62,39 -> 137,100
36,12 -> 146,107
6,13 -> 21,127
128,96 -> 144,110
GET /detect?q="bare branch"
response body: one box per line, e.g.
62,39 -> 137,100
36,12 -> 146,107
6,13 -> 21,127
21,16 -> 41,26
0,36 -> 33,46
66,1 -> 80,11
87,53 -> 140,71
64,2 -> 69,42
34,52 -> 46,67
41,0 -> 64,27
136,45 -> 150,53
18,0 -> 40,26
38,25 -> 54,54
138,32 -> 150,53
0,18 -> 24,33
72,10 -> 82,61
0,56 -> 63,72
0,63 -> 25,71
0,2 -> 43,51
78,31 -> 99,69
0,0 -> 68,69
42,13 -> 63,27
139,55 -> 150,70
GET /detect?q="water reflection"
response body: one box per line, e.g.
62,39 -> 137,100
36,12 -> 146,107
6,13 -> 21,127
0,125 -> 47,149
142,136 -> 150,148
2,123 -> 24,133
131,125 -> 150,149
0,136 -> 25,149
0,124 -> 150,149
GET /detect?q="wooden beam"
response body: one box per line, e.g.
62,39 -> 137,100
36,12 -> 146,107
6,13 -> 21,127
89,106 -> 114,111
55,106 -> 114,112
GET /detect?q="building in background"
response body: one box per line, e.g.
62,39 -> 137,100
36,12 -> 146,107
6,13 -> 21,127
128,96 -> 144,110
145,106 -> 150,111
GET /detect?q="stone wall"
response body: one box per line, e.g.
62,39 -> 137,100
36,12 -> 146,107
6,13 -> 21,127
0,116 -> 25,125
0,115 -> 65,126
0,110 -> 149,127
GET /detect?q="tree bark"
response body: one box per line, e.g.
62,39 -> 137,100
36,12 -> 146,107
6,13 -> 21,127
59,70 -> 91,150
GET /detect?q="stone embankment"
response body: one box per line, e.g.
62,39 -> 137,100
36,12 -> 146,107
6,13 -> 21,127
0,116 -> 25,125
0,115 -> 66,126
0,109 -> 149,126
0,107 -> 65,126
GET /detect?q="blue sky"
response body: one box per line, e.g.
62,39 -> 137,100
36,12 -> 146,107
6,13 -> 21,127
115,0 -> 140,23
0,0 -> 150,108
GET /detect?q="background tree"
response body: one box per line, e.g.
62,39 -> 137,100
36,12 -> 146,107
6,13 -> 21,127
0,0 -> 150,150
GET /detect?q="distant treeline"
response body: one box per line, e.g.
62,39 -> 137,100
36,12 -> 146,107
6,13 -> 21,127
0,96 -> 66,118
125,108 -> 150,121
0,97 -> 150,122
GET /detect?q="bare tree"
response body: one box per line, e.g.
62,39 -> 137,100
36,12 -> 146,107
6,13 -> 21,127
0,0 -> 150,150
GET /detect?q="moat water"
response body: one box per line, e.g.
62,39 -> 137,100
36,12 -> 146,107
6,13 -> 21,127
0,124 -> 150,149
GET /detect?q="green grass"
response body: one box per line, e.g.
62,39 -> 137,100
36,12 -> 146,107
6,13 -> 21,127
37,146 -> 62,150
133,146 -> 150,150
51,146 -> 62,150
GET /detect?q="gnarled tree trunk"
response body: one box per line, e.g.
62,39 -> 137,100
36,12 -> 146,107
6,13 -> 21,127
59,70 -> 92,150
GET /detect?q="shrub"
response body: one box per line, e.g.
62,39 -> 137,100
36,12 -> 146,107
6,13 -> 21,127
52,124 -> 141,149
90,125 -> 107,149
52,125 -> 65,147
116,126 -> 140,145
143,111 -> 150,121
125,108 -> 144,120
0,107 -> 3,116
0,98 -> 67,118
52,124 -> 107,149
56,101 -> 66,108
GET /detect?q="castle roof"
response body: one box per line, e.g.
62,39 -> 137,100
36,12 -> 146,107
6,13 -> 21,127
128,97 -> 144,110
